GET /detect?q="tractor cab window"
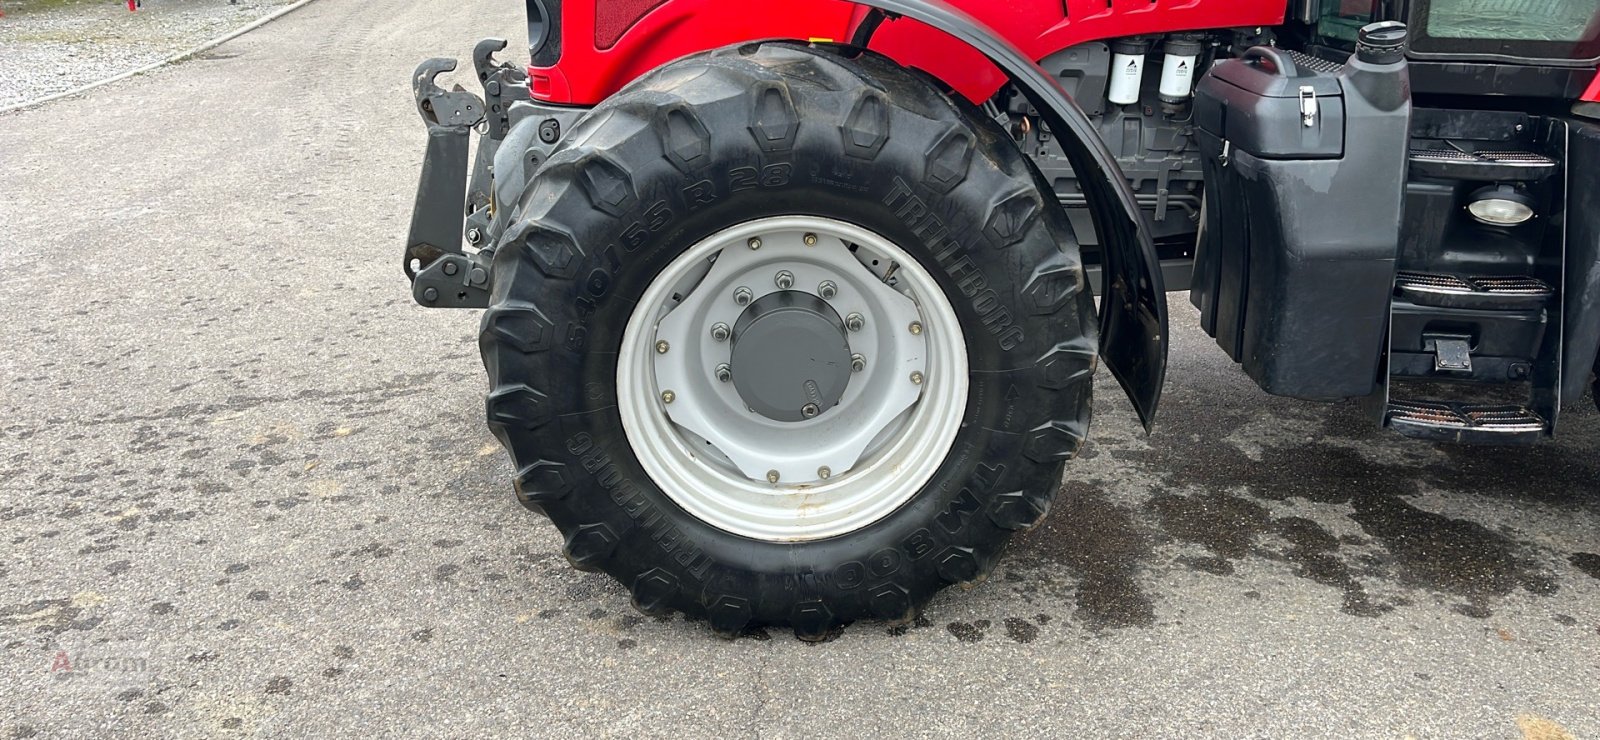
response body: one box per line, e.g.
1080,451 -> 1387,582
1315,0 -> 1384,45
1313,0 -> 1600,63
1411,0 -> 1600,63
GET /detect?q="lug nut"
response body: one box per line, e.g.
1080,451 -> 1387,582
817,466 -> 831,480
655,340 -> 670,354
850,354 -> 865,372
909,321 -> 923,335
801,403 -> 820,418
774,270 -> 795,290
710,323 -> 731,342
803,233 -> 818,246
733,287 -> 753,306
845,313 -> 865,332
747,237 -> 762,250
910,371 -> 924,385
766,470 -> 780,484
818,281 -> 838,299
715,363 -> 732,383
661,390 -> 676,404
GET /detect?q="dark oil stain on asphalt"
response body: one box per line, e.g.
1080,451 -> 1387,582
1003,616 -> 1040,643
1571,553 -> 1600,580
1010,483 -> 1158,631
946,619 -> 990,642
1006,395 -> 1589,632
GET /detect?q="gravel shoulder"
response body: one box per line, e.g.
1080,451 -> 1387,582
0,0 -> 302,107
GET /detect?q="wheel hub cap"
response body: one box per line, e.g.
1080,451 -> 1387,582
730,291 -> 852,422
617,216 -> 968,541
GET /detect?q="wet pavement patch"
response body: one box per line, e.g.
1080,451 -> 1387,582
1002,616 -> 1040,643
946,620 -> 989,642
1570,553 -> 1600,581
1012,482 -> 1158,631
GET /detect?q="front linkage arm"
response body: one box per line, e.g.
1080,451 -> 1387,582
405,41 -> 537,309
404,57 -> 489,308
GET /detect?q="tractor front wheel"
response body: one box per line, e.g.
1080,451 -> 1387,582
479,42 -> 1097,638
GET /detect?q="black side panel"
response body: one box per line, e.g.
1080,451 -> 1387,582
1191,44 -> 1411,400
861,0 -> 1169,429
1561,120 -> 1600,406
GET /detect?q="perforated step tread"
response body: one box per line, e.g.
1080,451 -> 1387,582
1386,399 -> 1547,444
1408,148 -> 1557,181
1394,271 -> 1553,310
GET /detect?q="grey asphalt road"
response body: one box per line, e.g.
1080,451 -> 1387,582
2,1 -> 1598,737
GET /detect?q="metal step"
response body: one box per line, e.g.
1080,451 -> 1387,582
1394,271 -> 1554,311
1386,399 -> 1547,444
1408,148 -> 1557,181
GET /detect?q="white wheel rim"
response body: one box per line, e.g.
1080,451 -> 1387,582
617,216 -> 968,542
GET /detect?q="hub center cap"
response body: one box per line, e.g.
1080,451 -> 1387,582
625,216 -> 968,540
731,291 -> 852,422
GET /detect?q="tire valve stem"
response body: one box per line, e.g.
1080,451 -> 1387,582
710,323 -> 731,342
817,466 -> 831,480
655,340 -> 670,354
662,390 -> 676,404
910,371 -> 924,385
766,469 -> 780,484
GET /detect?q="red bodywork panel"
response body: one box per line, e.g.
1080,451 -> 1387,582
529,0 -> 1287,104
1585,72 -> 1600,103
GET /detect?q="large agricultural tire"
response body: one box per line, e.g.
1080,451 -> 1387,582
478,42 -> 1098,639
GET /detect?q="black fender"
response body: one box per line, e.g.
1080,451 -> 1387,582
1562,119 -> 1600,413
855,0 -> 1168,430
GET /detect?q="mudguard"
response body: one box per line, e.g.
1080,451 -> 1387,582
856,0 -> 1169,430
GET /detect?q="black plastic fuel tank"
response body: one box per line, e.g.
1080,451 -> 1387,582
1190,23 -> 1412,400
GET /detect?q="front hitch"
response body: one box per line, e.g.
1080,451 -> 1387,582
404,57 -> 492,308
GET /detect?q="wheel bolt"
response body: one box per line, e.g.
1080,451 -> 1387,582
733,287 -> 753,306
851,353 -> 865,372
710,322 -> 730,342
748,237 -> 762,250
655,340 -> 669,354
818,280 -> 837,299
766,469 -> 780,484
909,321 -> 923,335
803,233 -> 818,246
910,371 -> 924,385
774,270 -> 794,290
846,313 -> 865,332
802,403 -> 820,418
715,363 -> 731,383
817,466 -> 831,480
662,390 -> 676,404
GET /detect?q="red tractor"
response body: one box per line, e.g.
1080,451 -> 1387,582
404,0 -> 1600,638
